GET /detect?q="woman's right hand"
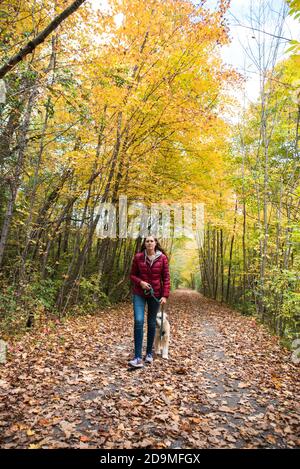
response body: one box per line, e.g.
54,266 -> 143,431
140,281 -> 151,290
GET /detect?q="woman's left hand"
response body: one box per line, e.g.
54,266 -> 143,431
160,297 -> 167,305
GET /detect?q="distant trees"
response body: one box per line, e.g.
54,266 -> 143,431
0,0 -> 233,333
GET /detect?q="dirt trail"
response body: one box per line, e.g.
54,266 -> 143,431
0,289 -> 299,448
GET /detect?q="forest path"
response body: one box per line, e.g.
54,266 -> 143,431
0,289 -> 299,449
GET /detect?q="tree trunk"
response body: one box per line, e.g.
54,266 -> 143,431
0,85 -> 37,266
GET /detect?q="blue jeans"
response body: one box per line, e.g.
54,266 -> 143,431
132,294 -> 160,359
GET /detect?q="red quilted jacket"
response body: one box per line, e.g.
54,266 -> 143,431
130,250 -> 171,299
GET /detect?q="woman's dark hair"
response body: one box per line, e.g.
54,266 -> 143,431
140,235 -> 168,258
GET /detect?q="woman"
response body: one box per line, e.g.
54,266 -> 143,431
128,235 -> 170,368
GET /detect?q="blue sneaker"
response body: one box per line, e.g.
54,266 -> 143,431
128,357 -> 144,368
145,354 -> 153,364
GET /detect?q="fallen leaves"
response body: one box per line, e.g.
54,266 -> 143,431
59,421 -> 77,439
238,382 -> 249,389
219,406 -> 235,413
0,291 -> 299,449
0,379 -> 9,390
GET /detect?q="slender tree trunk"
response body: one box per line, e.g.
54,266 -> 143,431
0,85 -> 37,266
214,229 -> 219,300
220,228 -> 224,303
19,35 -> 58,282
56,112 -> 123,313
226,200 -> 238,303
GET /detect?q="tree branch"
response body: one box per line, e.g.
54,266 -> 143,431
0,0 -> 86,79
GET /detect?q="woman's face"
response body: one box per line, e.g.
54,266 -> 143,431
145,237 -> 156,249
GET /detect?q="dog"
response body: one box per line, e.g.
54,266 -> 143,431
154,308 -> 170,359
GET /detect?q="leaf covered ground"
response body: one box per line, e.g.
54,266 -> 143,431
0,289 -> 299,449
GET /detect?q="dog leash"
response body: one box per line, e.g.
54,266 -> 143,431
159,303 -> 165,342
143,286 -> 165,341
143,286 -> 160,303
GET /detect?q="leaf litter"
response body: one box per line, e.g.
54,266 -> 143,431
0,289 -> 299,449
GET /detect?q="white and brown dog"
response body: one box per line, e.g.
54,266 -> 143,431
154,307 -> 170,359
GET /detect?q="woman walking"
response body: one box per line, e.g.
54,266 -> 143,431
128,235 -> 170,368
